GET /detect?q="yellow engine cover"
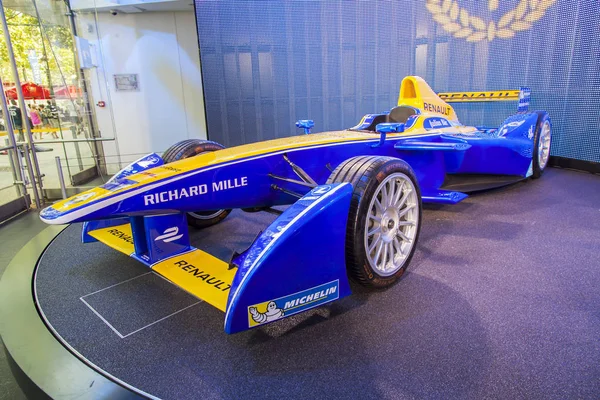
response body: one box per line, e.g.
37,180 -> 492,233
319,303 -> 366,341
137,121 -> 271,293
397,76 -> 458,121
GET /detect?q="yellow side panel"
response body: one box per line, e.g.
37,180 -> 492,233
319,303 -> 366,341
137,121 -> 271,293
87,223 -> 135,256
152,250 -> 236,312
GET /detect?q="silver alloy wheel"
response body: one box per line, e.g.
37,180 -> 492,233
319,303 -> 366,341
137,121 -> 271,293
538,120 -> 552,169
188,210 -> 225,220
364,172 -> 419,277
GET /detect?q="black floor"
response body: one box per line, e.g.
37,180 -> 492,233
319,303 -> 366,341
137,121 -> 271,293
19,168 -> 600,398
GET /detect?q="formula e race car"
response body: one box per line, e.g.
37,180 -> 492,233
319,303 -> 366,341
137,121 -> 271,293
40,76 -> 552,334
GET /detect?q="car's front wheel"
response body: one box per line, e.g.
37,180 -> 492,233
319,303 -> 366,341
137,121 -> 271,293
162,139 -> 231,228
327,156 -> 422,288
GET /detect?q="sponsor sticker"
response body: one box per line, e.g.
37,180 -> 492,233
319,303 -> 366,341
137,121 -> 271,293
152,252 -> 236,311
143,176 -> 248,206
101,178 -> 137,192
106,228 -> 134,245
170,259 -> 232,292
311,185 -> 331,195
507,120 -> 525,128
61,192 -> 97,208
87,224 -> 135,256
405,115 -> 418,129
137,155 -> 161,168
423,102 -> 451,115
154,226 -> 184,243
498,119 -> 526,136
160,165 -> 182,173
423,117 -> 451,130
247,280 -> 339,327
438,91 -> 520,102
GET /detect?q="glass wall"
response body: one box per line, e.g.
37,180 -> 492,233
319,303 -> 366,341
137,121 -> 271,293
31,0 -> 102,189
1,0 -> 117,214
0,3 -> 36,217
0,79 -> 28,214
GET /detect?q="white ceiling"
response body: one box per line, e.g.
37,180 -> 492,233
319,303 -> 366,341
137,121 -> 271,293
70,0 -> 194,13
3,0 -> 194,17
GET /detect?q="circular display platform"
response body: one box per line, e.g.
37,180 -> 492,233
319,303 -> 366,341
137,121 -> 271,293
2,168 -> 599,399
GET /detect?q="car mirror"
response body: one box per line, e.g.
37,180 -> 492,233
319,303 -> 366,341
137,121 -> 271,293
373,123 -> 405,147
376,123 -> 405,134
296,119 -> 315,134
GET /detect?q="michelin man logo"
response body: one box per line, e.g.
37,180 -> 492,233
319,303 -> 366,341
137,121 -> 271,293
426,0 -> 557,42
248,301 -> 284,325
247,280 -> 339,328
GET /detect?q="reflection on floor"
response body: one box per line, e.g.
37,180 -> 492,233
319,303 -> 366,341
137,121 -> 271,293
0,212 -> 47,400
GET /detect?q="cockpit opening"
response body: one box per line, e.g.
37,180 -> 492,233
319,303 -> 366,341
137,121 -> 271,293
350,106 -> 418,132
388,106 -> 417,124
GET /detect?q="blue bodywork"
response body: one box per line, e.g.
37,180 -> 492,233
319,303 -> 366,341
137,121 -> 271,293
60,113 -> 539,223
40,100 -> 548,333
225,183 -> 353,333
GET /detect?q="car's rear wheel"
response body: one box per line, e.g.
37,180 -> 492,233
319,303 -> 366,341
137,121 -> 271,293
162,139 -> 231,228
532,112 -> 552,179
327,156 -> 422,288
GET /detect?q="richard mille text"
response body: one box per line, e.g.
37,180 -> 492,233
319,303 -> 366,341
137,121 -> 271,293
143,176 -> 248,206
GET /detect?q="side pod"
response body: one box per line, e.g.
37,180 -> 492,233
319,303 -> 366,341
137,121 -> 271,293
224,183 -> 353,334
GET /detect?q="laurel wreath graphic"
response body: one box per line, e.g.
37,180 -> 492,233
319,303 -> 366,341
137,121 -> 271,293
426,0 -> 557,42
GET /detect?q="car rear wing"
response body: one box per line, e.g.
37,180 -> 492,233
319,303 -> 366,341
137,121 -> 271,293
437,87 -> 531,112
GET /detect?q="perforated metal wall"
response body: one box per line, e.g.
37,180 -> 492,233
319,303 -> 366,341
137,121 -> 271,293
195,1 -> 599,163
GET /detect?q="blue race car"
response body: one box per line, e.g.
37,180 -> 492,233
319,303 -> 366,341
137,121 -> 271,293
40,76 -> 552,333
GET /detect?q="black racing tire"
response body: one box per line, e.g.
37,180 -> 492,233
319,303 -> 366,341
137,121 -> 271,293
162,139 -> 224,164
162,139 -> 231,228
327,156 -> 422,288
531,111 -> 552,179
